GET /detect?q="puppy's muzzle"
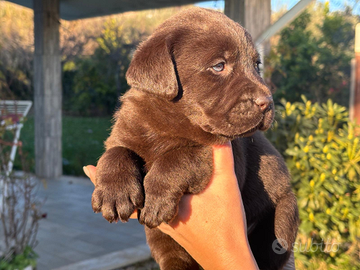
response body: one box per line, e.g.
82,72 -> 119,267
255,96 -> 273,113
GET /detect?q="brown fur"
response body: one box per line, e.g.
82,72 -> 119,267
92,7 -> 299,270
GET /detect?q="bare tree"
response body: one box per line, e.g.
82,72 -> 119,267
0,115 -> 45,263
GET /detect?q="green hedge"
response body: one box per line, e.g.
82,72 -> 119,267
266,96 -> 360,269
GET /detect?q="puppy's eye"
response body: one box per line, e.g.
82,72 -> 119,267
212,62 -> 225,72
255,61 -> 261,74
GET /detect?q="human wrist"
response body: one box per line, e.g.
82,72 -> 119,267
197,221 -> 258,270
184,236 -> 258,270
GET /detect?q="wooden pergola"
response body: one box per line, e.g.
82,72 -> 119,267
6,0 -> 312,179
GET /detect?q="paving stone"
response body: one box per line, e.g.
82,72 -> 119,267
31,176 -> 148,269
66,239 -> 106,255
53,244 -> 151,270
34,247 -> 73,270
56,248 -> 93,263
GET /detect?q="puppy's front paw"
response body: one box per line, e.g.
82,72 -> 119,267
91,146 -> 144,223
138,193 -> 179,228
92,180 -> 144,223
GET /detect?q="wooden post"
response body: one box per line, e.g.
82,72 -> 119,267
225,0 -> 271,76
351,23 -> 360,126
224,0 -> 245,28
34,0 -> 62,179
225,0 -> 271,42
350,58 -> 356,121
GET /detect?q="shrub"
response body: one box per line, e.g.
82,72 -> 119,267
266,3 -> 355,107
0,114 -> 44,269
0,246 -> 37,270
267,96 -> 360,269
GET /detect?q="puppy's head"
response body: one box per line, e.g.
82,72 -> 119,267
126,7 -> 274,139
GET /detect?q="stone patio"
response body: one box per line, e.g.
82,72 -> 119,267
33,175 -> 151,270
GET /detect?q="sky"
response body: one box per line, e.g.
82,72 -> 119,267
195,0 -> 360,14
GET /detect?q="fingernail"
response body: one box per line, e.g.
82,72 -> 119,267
83,166 -> 90,177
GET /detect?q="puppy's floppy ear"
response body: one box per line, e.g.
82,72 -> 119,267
126,33 -> 179,100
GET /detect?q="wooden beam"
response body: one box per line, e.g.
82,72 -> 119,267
354,54 -> 360,125
225,0 -> 271,42
255,0 -> 314,46
352,23 -> 360,126
225,0 -> 271,76
224,0 -> 245,27
350,58 -> 356,121
34,0 -> 62,178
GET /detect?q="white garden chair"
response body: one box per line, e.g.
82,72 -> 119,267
0,100 -> 32,175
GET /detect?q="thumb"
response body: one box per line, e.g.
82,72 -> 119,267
83,165 -> 97,185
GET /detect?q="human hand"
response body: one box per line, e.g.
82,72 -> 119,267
156,142 -> 258,269
84,142 -> 258,269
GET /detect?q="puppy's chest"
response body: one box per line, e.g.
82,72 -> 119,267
113,116 -> 198,162
115,124 -> 196,164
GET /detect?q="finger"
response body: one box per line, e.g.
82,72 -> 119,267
158,222 -> 176,235
83,165 -> 97,185
129,210 -> 138,219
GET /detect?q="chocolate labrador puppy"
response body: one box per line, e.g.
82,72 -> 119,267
92,7 -> 299,270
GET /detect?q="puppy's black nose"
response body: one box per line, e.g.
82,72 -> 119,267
255,96 -> 273,112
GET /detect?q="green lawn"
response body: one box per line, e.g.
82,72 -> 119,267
15,116 -> 112,176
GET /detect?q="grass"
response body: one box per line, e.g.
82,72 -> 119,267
14,116 -> 112,176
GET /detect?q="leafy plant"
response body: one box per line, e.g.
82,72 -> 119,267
267,97 -> 360,269
0,246 -> 37,270
267,2 -> 355,106
0,114 -> 44,269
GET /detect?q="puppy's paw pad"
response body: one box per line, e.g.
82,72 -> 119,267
91,188 -> 103,213
138,197 -> 178,228
91,184 -> 144,223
